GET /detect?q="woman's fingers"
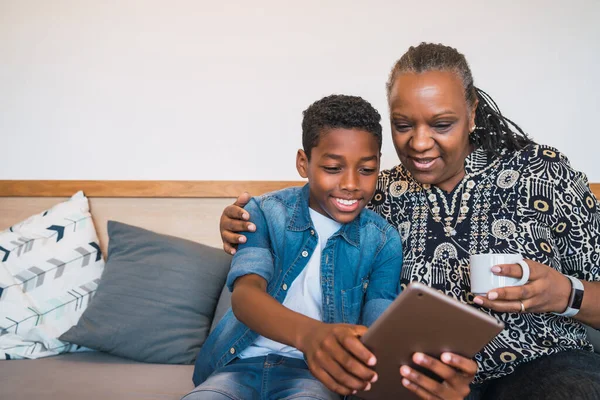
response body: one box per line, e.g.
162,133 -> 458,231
493,262 -> 532,279
473,295 -> 528,313
223,241 -> 236,256
473,281 -> 533,311
232,192 -> 252,210
220,221 -> 251,255
223,204 -> 249,221
472,259 -> 538,311
485,285 -> 533,302
474,259 -> 572,313
221,234 -> 243,255
222,198 -> 256,234
220,194 -> 256,254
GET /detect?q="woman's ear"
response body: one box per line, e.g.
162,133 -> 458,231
469,99 -> 479,132
296,149 -> 309,178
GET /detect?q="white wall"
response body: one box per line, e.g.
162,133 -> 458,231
1,0 -> 599,181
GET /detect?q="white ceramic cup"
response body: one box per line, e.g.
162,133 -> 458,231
469,253 -> 530,295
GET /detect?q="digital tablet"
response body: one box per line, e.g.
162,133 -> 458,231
357,282 -> 504,400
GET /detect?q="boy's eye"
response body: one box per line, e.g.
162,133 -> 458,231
360,168 -> 377,175
322,166 -> 341,173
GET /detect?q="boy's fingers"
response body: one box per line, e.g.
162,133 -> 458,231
319,340 -> 374,389
410,353 -> 457,383
400,353 -> 476,399
308,360 -> 356,395
440,352 -> 478,377
338,327 -> 376,367
400,365 -> 445,399
324,358 -> 367,392
401,376 -> 443,400
352,325 -> 369,337
331,341 -> 377,383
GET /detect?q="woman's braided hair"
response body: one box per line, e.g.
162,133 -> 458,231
386,43 -> 534,154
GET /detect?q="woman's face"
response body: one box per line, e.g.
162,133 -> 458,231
388,70 -> 476,192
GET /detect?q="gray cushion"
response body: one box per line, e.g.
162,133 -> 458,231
209,283 -> 232,333
586,325 -> 600,353
60,221 -> 231,364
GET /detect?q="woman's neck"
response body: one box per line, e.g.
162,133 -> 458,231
436,169 -> 466,193
436,144 -> 474,193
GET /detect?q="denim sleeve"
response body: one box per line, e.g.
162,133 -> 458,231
362,225 -> 403,327
226,197 -> 275,292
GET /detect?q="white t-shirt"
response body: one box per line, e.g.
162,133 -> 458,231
238,208 -> 341,359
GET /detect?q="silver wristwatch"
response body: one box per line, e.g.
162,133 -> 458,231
553,275 -> 584,317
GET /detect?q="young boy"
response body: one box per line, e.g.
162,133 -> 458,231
186,95 -> 403,399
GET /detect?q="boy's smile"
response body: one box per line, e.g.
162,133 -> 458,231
297,128 -> 380,224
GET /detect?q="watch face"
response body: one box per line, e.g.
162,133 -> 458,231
572,288 -> 584,310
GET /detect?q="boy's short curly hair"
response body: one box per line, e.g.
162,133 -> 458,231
302,95 -> 382,159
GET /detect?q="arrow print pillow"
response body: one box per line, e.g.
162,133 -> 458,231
0,191 -> 105,359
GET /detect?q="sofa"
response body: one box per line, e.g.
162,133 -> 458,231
0,180 -> 281,400
1,180 -> 599,400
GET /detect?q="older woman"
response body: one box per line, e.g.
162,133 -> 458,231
220,43 -> 600,399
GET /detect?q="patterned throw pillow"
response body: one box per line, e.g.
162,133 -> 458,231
0,191 -> 104,359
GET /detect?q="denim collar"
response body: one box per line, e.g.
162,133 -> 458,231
288,184 -> 360,248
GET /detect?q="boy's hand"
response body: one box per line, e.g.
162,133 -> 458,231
400,352 -> 477,399
297,322 -> 377,396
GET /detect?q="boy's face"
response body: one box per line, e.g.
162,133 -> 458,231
297,128 -> 380,224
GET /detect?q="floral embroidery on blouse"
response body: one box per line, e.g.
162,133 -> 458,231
369,144 -> 600,382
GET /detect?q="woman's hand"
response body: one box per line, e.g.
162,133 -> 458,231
400,352 -> 477,399
220,192 -> 255,255
473,259 -> 571,314
297,323 -> 377,396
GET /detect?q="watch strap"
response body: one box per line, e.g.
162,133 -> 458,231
553,275 -> 584,317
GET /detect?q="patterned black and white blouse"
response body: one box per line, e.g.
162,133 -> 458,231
369,144 -> 600,383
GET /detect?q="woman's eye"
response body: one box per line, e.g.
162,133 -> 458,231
434,123 -> 453,132
394,124 -> 411,132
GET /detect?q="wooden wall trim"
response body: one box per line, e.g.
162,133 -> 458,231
0,180 -> 306,198
0,180 -> 598,199
592,183 -> 600,200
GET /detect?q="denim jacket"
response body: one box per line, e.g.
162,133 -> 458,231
193,184 -> 403,385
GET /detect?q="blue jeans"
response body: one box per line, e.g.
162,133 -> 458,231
183,354 -> 341,400
468,349 -> 600,399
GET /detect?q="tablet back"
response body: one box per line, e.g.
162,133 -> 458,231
357,282 -> 504,400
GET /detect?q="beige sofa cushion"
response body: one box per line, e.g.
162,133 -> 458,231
0,351 -> 194,400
